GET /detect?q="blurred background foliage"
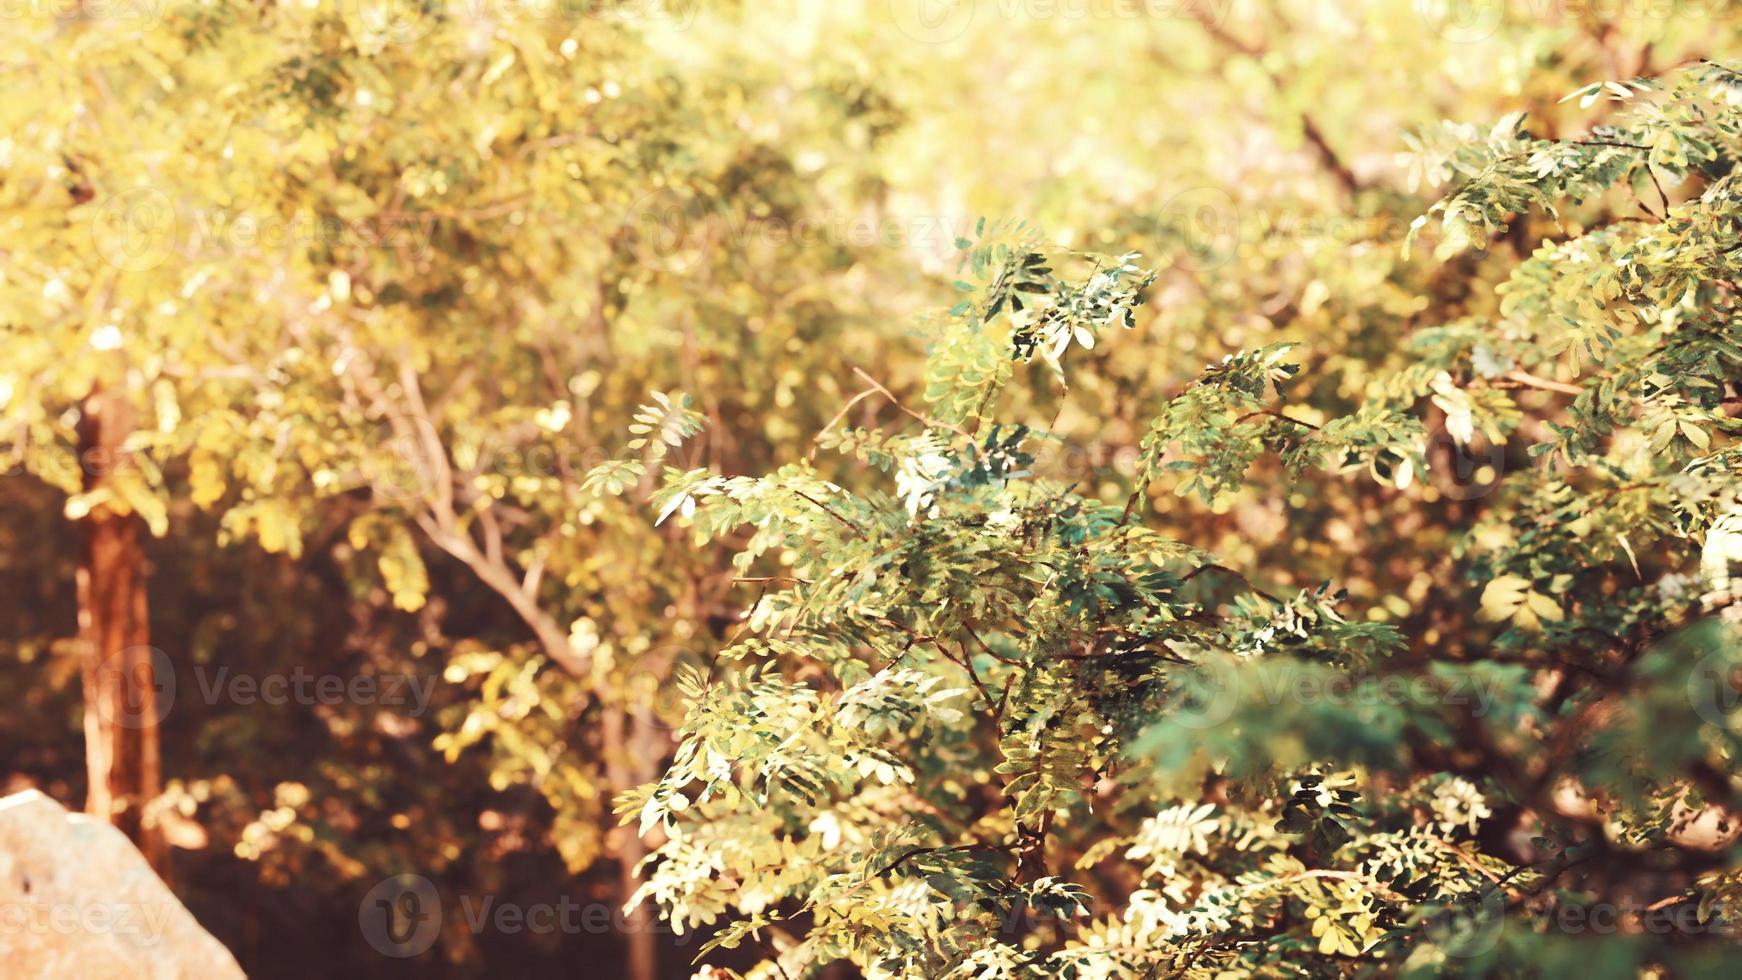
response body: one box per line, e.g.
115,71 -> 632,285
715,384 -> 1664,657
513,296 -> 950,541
2,0 -> 1740,976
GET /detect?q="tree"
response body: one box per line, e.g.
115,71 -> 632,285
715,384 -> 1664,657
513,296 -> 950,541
620,65 -> 1742,977
6,3 -> 1742,977
3,3 -> 918,974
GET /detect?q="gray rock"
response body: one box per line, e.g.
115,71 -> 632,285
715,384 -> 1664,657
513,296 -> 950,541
0,790 -> 244,979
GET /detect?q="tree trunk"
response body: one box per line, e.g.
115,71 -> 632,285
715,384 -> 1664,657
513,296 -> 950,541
75,389 -> 166,876
603,702 -> 656,980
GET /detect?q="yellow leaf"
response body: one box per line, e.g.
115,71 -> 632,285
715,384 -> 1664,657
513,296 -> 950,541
189,453 -> 226,510
1479,574 -> 1529,622
1681,421 -> 1710,451
1524,590 -> 1563,623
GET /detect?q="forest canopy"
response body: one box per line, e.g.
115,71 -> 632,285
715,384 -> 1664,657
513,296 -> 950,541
4,2 -> 1742,978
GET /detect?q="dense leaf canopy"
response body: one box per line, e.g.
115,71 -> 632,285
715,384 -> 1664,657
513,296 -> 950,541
4,3 -> 1742,978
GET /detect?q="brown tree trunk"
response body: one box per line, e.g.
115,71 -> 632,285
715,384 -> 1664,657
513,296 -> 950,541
603,702 -> 656,980
75,389 -> 166,876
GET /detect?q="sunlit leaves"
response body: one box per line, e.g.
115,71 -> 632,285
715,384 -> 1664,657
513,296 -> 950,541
618,228 -> 1587,975
1478,573 -> 1565,630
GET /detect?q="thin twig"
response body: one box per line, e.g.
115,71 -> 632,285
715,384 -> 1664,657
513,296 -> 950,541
1234,408 -> 1321,431
791,489 -> 867,539
851,366 -> 968,437
1504,369 -> 1583,395
807,385 -> 882,461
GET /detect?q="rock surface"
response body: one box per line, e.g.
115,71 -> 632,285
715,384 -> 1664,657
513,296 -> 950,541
0,789 -> 244,979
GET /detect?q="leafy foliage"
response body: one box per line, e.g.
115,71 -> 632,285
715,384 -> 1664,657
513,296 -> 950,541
621,66 -> 1742,979
6,4 -> 1742,978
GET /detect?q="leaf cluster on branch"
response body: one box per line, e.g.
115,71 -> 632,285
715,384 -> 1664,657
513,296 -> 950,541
614,66 -> 1742,979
